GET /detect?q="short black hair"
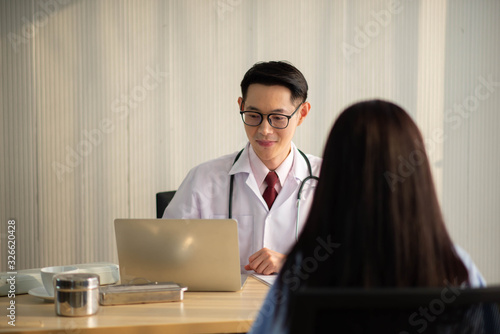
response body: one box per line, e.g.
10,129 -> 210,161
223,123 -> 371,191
240,61 -> 308,104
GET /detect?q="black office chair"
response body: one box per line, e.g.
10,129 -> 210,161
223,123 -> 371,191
289,286 -> 500,334
156,191 -> 176,218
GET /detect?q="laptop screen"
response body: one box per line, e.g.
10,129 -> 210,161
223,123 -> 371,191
114,218 -> 245,291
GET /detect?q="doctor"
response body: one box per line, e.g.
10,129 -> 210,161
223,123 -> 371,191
163,61 -> 321,275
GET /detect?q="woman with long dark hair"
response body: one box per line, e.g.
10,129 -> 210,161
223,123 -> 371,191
249,100 -> 490,333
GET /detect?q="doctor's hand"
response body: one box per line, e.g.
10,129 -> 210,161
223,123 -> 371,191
244,248 -> 285,275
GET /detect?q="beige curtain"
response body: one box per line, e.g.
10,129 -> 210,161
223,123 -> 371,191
1,0 -> 499,283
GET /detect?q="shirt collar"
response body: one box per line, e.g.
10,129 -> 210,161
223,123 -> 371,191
248,144 -> 294,189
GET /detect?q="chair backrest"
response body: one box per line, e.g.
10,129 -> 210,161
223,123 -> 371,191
156,191 -> 176,218
289,286 -> 500,334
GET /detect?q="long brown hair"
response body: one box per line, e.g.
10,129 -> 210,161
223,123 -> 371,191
277,100 -> 468,296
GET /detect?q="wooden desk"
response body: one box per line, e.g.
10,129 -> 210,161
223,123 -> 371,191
0,276 -> 269,334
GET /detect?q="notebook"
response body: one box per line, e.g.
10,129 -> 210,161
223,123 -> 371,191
113,218 -> 248,292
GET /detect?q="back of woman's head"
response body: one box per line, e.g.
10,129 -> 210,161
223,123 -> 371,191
287,99 -> 468,288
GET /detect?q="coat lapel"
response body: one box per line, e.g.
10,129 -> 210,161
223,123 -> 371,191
229,143 -> 267,208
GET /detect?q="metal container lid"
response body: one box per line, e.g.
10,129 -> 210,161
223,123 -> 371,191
54,273 -> 100,291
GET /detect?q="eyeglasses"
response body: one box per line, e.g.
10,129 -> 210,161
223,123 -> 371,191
240,103 -> 303,129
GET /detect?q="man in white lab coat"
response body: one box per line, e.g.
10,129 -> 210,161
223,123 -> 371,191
163,61 -> 321,275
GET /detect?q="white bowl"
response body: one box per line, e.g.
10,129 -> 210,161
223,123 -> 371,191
41,266 -> 79,297
74,263 -> 119,285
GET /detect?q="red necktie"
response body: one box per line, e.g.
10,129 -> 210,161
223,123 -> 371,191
263,171 -> 279,209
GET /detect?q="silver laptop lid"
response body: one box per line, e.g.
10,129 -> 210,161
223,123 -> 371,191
114,219 -> 244,291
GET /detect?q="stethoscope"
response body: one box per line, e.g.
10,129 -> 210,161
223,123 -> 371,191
228,148 -> 319,241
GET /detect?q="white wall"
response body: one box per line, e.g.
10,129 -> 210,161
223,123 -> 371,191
1,0 -> 499,283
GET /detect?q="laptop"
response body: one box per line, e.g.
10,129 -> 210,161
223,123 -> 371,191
113,218 -> 248,291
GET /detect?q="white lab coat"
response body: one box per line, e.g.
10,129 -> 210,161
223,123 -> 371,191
163,142 -> 322,271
